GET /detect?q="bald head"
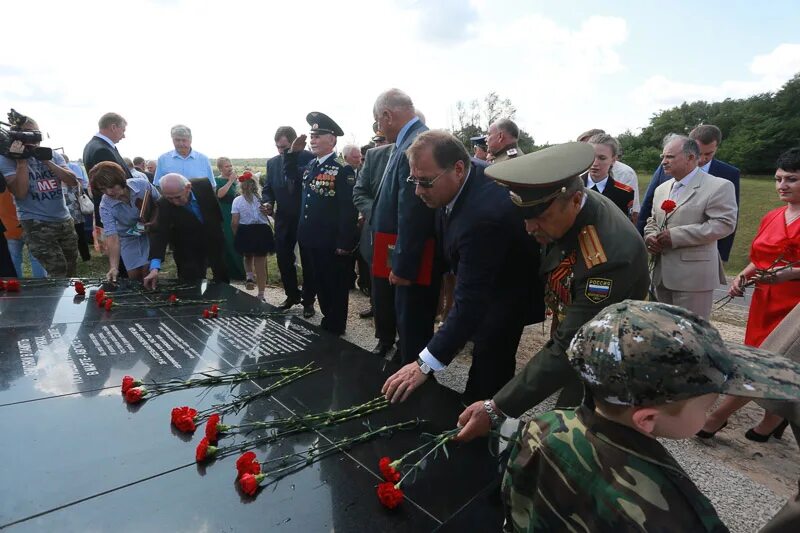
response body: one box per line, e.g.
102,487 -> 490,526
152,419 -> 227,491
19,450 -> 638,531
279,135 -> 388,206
160,173 -> 192,206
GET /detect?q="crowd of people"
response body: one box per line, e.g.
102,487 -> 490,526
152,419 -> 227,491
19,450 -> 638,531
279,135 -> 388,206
1,89 -> 799,530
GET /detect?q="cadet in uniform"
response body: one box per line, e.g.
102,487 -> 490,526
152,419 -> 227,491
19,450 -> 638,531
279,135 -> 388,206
283,112 -> 358,336
486,118 -> 524,163
455,142 -> 650,441
583,133 -> 636,219
503,300 -> 800,532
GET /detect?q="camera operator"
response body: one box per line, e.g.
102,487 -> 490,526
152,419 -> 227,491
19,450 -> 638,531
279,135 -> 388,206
0,116 -> 79,278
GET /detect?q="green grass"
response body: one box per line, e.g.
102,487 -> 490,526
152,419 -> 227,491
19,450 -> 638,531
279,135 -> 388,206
637,174 -> 782,275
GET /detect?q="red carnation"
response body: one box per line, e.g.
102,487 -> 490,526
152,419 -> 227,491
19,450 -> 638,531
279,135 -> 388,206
236,451 -> 262,477
104,298 -> 114,311
95,289 -> 105,303
377,482 -> 404,509
205,413 -> 221,442
195,436 -> 218,463
168,294 -> 178,303
239,472 -> 265,496
379,457 -> 400,482
660,199 -> 677,214
202,309 -> 210,319
171,406 -> 198,433
125,387 -> 146,404
237,171 -> 253,183
6,279 -> 20,292
75,281 -> 85,295
121,375 -> 141,393
211,304 -> 219,313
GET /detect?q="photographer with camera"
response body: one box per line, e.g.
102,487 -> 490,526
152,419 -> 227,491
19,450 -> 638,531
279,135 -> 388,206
0,112 -> 79,278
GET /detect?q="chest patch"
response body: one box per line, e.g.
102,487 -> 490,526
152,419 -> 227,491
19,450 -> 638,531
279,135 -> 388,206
585,278 -> 612,303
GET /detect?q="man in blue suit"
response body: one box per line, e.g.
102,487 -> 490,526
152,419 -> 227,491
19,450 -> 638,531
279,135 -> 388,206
382,131 -> 545,403
371,89 -> 438,363
637,124 -> 740,261
262,126 -> 316,317
283,112 -> 358,336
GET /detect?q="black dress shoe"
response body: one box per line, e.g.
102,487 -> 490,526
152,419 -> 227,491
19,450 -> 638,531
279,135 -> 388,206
696,421 -> 727,439
745,419 -> 789,442
278,297 -> 300,310
303,305 -> 315,318
371,342 -> 394,358
359,307 -> 374,319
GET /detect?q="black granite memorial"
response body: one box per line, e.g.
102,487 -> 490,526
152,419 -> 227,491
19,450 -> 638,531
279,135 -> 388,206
0,280 -> 504,532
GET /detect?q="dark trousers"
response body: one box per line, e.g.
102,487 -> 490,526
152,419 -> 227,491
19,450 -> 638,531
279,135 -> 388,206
75,223 -> 91,261
275,214 -> 315,305
464,317 -> 526,403
356,251 -> 371,293
307,248 -> 350,335
372,275 -> 397,347
176,244 -> 229,283
395,279 -> 441,364
0,233 -> 16,276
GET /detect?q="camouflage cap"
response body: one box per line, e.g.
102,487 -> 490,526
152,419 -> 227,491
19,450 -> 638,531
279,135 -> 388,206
567,300 -> 800,406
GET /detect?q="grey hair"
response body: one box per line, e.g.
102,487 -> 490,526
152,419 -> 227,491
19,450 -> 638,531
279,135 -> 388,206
663,133 -> 700,158
170,124 -> 192,138
342,144 -> 360,157
160,173 -> 189,189
373,88 -> 414,116
493,118 -> 519,140
587,133 -> 620,158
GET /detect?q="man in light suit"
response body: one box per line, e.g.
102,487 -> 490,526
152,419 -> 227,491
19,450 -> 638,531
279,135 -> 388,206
371,88 -> 437,364
638,124 -> 740,262
644,134 -> 737,318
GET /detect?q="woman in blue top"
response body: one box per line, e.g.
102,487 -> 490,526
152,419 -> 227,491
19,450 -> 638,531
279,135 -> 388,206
89,162 -> 159,282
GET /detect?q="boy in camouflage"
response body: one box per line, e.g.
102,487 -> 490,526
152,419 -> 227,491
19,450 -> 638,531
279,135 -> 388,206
502,300 -> 800,532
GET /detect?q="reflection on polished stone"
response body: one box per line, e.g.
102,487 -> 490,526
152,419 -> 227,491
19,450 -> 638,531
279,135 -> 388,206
0,281 -> 503,531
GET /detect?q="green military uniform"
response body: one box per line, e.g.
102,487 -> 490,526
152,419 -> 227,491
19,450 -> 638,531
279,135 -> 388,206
491,143 -> 523,164
486,144 -> 649,417
503,406 -> 728,532
503,300 -> 800,533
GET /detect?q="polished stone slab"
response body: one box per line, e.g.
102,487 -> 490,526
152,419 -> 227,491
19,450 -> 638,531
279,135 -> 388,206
0,281 -> 503,531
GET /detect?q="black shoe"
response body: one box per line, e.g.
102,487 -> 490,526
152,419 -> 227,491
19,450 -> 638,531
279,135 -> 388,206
745,420 -> 789,442
371,342 -> 394,358
696,421 -> 727,439
278,297 -> 300,310
303,304 -> 315,318
359,307 -> 374,319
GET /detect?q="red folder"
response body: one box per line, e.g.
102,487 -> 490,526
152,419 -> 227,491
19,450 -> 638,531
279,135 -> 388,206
372,232 -> 435,286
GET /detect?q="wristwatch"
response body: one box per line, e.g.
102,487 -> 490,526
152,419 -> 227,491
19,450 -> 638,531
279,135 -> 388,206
416,357 -> 434,376
483,400 -> 506,427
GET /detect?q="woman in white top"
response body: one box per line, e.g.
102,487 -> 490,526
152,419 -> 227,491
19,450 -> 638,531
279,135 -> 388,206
231,171 -> 275,301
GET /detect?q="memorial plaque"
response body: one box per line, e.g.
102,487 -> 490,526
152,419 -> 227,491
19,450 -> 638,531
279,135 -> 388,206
0,281 -> 503,531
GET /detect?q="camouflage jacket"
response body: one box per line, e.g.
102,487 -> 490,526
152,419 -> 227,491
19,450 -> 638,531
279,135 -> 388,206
502,406 -> 729,532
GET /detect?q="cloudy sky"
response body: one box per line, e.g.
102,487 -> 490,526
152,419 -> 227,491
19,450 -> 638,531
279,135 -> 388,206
3,0 -> 800,162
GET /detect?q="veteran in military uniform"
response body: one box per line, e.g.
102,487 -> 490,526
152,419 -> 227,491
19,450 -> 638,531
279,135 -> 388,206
486,118 -> 524,163
283,112 -> 358,336
456,142 -> 650,442
502,300 -> 800,532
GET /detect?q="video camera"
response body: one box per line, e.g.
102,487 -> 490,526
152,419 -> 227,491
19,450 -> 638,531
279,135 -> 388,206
0,109 -> 52,161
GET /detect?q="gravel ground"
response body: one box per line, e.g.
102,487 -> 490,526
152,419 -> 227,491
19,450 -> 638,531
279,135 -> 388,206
238,281 -> 795,533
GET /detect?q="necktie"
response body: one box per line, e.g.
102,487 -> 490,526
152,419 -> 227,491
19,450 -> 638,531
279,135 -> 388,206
671,181 -> 683,200
590,184 -> 599,192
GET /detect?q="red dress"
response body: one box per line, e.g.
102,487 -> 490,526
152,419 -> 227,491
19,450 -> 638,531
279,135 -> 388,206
744,206 -> 800,347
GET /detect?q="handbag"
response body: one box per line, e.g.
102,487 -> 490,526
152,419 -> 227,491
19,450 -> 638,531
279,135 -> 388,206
76,184 -> 95,215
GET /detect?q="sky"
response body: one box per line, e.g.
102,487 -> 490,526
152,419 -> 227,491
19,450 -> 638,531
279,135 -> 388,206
3,0 -> 800,162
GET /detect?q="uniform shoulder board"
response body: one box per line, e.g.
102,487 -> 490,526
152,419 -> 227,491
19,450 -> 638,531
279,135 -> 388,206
577,225 -> 608,269
506,148 -> 518,158
613,181 -> 634,193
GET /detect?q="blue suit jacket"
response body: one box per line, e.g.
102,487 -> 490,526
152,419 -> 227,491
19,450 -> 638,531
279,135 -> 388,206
426,160 -> 545,364
370,119 -> 431,280
283,152 -> 358,251
262,150 -> 314,219
637,159 -> 740,261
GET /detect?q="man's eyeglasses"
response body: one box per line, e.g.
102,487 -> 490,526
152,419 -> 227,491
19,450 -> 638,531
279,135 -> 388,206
406,167 -> 451,188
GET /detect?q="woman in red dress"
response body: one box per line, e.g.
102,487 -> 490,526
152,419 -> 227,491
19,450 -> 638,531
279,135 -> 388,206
699,147 -> 800,441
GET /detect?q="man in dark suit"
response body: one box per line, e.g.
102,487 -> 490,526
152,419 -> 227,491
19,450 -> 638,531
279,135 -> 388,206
262,126 -> 316,317
353,140 -> 393,332
371,89 -> 438,364
143,174 -> 229,289
283,112 -> 358,336
382,131 -> 545,403
637,124 -> 740,261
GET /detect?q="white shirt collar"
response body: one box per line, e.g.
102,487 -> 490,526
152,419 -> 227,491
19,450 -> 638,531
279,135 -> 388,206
95,132 -> 116,147
675,166 -> 700,187
446,166 -> 472,215
700,160 -> 712,173
586,175 -> 609,194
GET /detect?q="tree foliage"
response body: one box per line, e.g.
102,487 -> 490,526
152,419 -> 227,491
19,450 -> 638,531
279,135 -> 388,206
619,73 -> 800,173
451,92 -> 537,153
